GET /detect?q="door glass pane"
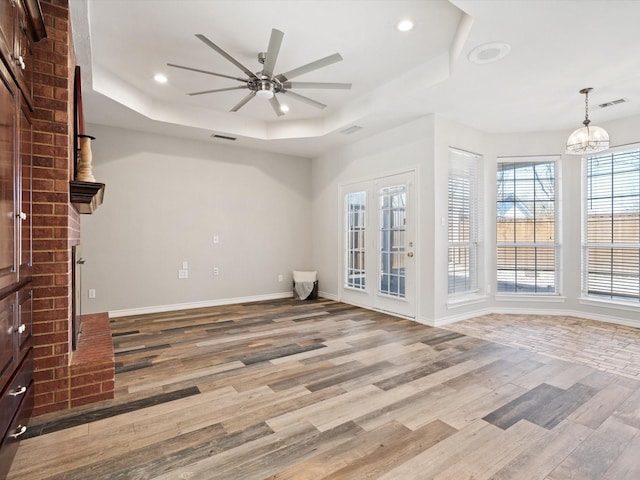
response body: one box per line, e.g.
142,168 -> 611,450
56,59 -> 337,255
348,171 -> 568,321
379,185 -> 406,297
345,191 -> 366,289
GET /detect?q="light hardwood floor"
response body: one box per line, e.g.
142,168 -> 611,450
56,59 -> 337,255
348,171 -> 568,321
7,299 -> 640,479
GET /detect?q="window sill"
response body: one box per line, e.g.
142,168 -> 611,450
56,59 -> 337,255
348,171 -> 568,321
447,293 -> 488,309
579,297 -> 640,313
495,294 -> 566,303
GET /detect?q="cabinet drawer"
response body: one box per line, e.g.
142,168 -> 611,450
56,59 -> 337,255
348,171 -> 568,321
17,287 -> 32,352
0,347 -> 32,444
0,378 -> 33,479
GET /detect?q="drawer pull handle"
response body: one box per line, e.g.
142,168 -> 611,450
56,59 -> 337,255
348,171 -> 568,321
10,425 -> 27,439
9,386 -> 27,397
18,324 -> 26,334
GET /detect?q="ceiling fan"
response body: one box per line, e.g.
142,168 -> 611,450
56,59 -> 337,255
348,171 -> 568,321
167,29 -> 352,117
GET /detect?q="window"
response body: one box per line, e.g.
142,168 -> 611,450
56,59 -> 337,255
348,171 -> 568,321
584,148 -> 640,303
345,191 -> 366,289
496,158 -> 558,294
379,185 -> 406,297
448,149 -> 481,296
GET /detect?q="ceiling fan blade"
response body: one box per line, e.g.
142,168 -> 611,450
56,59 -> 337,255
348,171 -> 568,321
167,63 -> 247,82
280,90 -> 327,109
283,82 -> 351,90
196,34 -> 259,80
188,86 -> 247,96
269,95 -> 285,117
276,53 -> 343,82
230,91 -> 256,112
261,29 -> 284,79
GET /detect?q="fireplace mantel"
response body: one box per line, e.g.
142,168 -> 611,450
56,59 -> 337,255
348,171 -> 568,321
70,180 -> 105,214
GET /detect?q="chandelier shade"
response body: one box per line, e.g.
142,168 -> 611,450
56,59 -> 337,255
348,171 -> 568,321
565,87 -> 610,155
566,124 -> 610,155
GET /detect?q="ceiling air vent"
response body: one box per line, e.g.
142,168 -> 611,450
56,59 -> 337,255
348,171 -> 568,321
340,125 -> 363,135
598,98 -> 628,109
211,133 -> 237,141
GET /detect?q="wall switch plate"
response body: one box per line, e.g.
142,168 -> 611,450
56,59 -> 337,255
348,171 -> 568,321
278,274 -> 284,282
88,288 -> 96,299
213,235 -> 219,244
182,261 -> 188,270
178,269 -> 188,279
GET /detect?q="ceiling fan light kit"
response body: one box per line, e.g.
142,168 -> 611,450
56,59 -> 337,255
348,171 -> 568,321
168,29 -> 351,117
565,87 -> 610,155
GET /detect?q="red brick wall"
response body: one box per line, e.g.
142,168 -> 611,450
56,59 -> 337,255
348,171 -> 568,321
30,0 -> 114,416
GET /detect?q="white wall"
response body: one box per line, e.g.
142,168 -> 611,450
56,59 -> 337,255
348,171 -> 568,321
82,113 -> 640,328
80,124 -> 312,314
432,115 -> 492,323
488,115 -> 640,327
312,112 -> 640,328
311,116 -> 435,320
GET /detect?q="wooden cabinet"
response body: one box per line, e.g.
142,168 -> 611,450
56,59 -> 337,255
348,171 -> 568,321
0,0 -> 42,107
0,0 -> 44,475
0,60 -> 17,293
19,100 -> 32,280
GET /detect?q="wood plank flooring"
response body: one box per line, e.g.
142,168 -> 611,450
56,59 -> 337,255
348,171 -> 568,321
7,299 -> 640,479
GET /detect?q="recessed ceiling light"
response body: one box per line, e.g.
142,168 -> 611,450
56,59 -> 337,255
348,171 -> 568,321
467,42 -> 511,65
280,104 -> 289,113
154,73 -> 168,84
397,19 -> 414,32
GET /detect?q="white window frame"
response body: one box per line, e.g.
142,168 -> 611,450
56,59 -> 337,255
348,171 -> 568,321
344,191 -> 367,291
496,156 -> 560,296
582,146 -> 640,305
448,148 -> 482,298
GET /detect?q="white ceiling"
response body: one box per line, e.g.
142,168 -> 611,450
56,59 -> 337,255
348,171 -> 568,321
70,0 -> 640,158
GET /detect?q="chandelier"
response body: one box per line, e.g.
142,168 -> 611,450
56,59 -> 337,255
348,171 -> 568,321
565,87 -> 610,155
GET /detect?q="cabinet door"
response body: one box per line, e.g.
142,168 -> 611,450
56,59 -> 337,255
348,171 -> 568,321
0,294 -> 15,389
16,287 -> 31,353
0,63 -> 17,291
19,103 -> 31,278
0,0 -> 17,64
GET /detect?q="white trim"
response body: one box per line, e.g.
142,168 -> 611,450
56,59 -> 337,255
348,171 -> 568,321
433,306 -> 493,326
447,294 -> 488,309
578,296 -> 640,314
497,154 -> 561,162
495,294 -> 567,303
108,293 -> 640,332
318,290 -> 338,301
565,308 -> 640,329
490,306 -> 640,330
109,292 -> 293,318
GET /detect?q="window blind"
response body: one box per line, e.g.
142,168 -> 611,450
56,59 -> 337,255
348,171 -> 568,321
496,158 -> 558,294
584,148 -> 640,302
448,149 -> 481,296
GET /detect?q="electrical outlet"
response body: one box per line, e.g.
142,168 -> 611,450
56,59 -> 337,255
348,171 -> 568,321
278,274 -> 284,282
178,269 -> 188,279
88,288 -> 96,299
213,267 -> 219,276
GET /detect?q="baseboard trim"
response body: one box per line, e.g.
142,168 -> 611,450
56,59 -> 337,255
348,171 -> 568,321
318,291 -> 338,301
108,292 -> 294,318
491,306 -> 640,330
108,292 -> 640,331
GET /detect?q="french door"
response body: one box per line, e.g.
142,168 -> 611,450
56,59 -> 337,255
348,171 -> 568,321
340,171 -> 416,318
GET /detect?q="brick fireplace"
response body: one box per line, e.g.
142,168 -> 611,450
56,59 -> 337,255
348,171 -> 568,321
30,0 -> 114,416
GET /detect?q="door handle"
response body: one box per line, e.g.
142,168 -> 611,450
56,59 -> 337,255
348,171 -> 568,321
9,386 -> 27,397
10,425 -> 27,439
407,252 -> 414,257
